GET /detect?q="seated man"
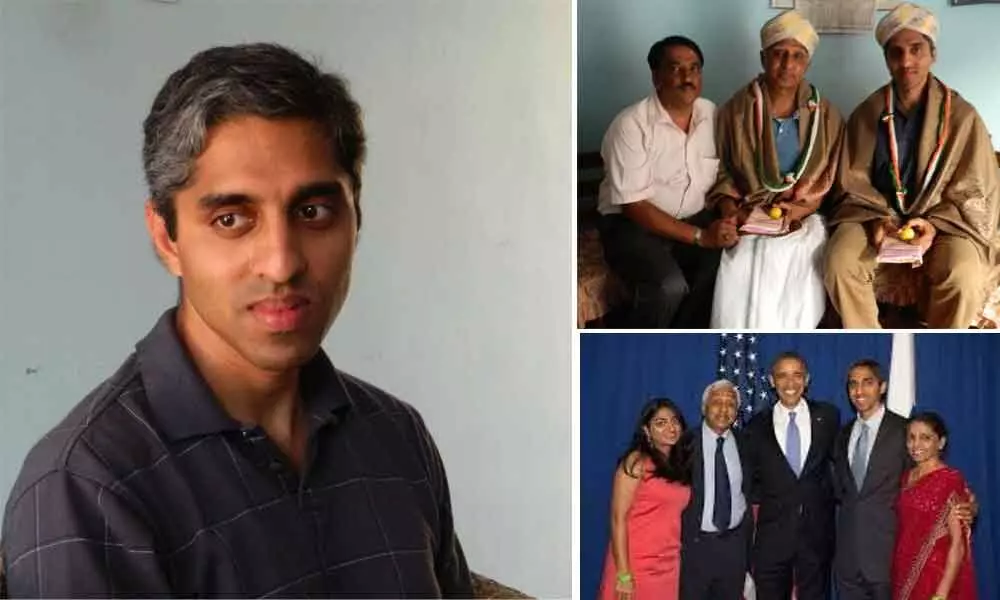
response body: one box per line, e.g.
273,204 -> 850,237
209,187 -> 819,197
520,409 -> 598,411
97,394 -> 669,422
708,10 -> 844,329
825,2 -> 1000,328
597,36 -> 736,328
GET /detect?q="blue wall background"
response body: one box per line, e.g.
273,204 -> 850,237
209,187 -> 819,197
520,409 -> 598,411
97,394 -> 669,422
579,0 -> 1000,150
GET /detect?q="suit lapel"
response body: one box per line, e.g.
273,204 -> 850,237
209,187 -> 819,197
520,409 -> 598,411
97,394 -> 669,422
801,401 -> 827,476
761,407 -> 799,478
864,410 -> 905,490
693,431 -> 706,516
858,415 -> 890,493
835,423 -> 857,495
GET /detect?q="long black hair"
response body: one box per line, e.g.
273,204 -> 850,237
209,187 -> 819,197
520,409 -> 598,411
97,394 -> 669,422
618,397 -> 692,485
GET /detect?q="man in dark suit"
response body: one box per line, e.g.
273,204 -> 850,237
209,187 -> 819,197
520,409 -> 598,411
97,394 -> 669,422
742,351 -> 841,600
680,380 -> 753,600
831,359 -> 910,600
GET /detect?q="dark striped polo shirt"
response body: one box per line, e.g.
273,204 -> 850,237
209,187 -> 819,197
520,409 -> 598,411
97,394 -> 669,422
1,309 -> 472,598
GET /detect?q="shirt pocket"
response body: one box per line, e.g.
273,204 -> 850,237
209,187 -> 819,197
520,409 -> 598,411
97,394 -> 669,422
693,156 -> 720,192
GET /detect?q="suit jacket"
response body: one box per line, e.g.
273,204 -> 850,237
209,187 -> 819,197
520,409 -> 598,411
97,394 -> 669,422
832,408 -> 912,583
679,425 -> 753,547
742,400 -> 841,567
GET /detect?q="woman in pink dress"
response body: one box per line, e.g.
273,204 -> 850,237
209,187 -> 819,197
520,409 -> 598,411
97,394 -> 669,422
892,412 -> 978,600
598,398 -> 692,600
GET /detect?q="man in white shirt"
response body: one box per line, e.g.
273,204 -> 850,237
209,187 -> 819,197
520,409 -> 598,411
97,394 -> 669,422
742,351 -> 840,600
597,35 -> 737,327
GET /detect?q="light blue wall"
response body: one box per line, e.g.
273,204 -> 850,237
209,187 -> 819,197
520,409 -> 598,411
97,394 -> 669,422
579,0 -> 1000,150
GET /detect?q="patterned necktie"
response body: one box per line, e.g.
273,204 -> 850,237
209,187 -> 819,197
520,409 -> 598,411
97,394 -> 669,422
713,436 -> 731,531
852,422 -> 870,489
786,411 -> 801,476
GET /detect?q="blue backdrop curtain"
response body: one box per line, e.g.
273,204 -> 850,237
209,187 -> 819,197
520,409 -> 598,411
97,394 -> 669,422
913,334 -> 999,598
581,332 -> 997,599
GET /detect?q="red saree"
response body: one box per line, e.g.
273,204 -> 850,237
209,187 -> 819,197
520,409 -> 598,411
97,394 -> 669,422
891,466 -> 977,600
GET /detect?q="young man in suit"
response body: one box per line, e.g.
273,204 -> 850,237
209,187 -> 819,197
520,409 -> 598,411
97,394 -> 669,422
679,380 -> 753,600
832,359 -> 910,600
743,351 -> 841,600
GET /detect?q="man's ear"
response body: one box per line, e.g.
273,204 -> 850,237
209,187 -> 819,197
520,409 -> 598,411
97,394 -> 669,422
144,201 -> 182,277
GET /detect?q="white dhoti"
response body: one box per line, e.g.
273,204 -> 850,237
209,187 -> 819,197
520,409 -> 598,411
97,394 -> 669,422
711,213 -> 827,329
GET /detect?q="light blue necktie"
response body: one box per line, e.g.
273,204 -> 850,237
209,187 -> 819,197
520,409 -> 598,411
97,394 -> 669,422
852,422 -> 870,489
786,411 -> 801,476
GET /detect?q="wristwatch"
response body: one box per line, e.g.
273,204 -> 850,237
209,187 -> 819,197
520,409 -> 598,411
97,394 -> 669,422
692,227 -> 703,246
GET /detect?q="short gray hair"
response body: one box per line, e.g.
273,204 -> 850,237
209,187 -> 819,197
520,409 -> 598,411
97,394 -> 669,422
701,379 -> 741,413
142,43 -> 366,239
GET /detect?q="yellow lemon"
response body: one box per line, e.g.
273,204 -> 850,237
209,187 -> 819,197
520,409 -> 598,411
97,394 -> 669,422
768,206 -> 783,220
899,227 -> 916,242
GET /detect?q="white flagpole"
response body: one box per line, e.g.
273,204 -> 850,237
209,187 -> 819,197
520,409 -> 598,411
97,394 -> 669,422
887,332 -> 916,417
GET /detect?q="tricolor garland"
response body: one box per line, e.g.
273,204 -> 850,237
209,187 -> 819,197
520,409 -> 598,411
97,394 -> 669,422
882,81 -> 951,216
752,80 -> 821,193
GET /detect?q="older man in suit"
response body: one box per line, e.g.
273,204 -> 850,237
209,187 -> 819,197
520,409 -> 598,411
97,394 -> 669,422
743,351 -> 841,600
679,380 -> 752,600
832,359 -> 910,600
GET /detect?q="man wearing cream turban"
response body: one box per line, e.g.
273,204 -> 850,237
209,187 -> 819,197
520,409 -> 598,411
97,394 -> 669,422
826,2 -> 999,328
706,10 -> 844,330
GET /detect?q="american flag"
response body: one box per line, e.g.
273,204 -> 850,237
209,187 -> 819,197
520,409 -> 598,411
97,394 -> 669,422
717,333 -> 771,428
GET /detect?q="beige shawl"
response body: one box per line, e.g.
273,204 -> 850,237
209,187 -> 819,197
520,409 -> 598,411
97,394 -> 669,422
831,76 -> 1000,263
708,76 -> 845,214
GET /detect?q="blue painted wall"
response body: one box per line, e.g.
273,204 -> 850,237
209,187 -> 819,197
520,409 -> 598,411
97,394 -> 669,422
579,0 -> 1000,150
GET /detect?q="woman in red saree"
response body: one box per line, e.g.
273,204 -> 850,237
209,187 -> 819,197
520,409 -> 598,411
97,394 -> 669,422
892,412 -> 977,600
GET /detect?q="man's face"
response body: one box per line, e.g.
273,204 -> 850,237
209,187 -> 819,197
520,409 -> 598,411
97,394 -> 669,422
770,356 -> 807,407
847,365 -> 886,419
761,39 -> 810,93
704,386 -> 738,433
146,115 -> 358,373
653,45 -> 702,109
884,29 -> 935,96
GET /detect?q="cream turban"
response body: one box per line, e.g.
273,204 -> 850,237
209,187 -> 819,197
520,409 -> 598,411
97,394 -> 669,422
875,3 -> 939,47
760,10 -> 819,58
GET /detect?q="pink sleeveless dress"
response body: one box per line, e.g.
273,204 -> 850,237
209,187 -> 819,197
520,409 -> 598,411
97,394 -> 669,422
597,466 -> 690,600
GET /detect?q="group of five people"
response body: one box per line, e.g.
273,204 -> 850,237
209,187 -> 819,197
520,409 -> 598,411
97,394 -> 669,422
598,353 -> 978,600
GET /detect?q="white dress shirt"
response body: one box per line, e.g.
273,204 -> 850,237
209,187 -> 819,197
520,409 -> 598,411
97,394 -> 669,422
849,404 -> 886,470
597,94 -> 718,219
773,399 -> 812,471
700,423 -> 747,532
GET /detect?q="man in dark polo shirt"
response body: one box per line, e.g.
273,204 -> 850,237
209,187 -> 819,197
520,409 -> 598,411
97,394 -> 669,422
1,43 -> 472,598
